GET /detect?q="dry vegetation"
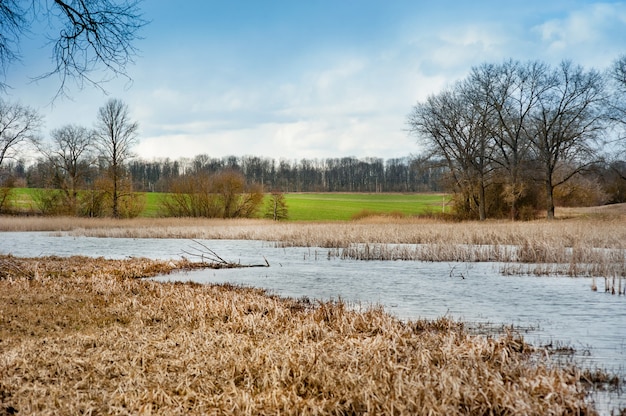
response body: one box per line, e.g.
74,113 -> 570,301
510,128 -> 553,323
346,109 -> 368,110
2,205 -> 625,278
0,255 -> 597,415
0,204 -> 624,245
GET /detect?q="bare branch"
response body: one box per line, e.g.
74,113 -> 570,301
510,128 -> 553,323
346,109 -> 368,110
0,0 -> 147,97
0,0 -> 26,91
0,99 -> 42,169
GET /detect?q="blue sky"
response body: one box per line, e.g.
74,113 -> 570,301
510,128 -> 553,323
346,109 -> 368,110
5,0 -> 626,161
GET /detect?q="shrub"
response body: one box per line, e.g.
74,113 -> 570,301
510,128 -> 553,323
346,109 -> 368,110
264,191 -> 289,221
32,188 -> 69,215
161,170 -> 264,218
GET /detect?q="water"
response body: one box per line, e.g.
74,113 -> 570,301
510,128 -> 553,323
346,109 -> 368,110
2,232 -> 625,412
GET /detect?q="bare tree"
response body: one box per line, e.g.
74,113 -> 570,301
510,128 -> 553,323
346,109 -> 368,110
0,1 -> 25,82
0,0 -> 146,95
610,55 -> 626,149
606,55 -> 626,183
613,54 -> 626,89
469,60 -> 552,220
0,99 -> 42,172
531,61 -> 608,219
408,83 -> 494,220
95,98 -> 138,217
44,124 -> 95,211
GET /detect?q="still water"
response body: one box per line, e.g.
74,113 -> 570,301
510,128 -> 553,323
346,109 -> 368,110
2,232 -> 625,411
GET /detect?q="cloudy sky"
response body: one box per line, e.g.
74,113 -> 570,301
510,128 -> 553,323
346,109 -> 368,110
5,0 -> 626,161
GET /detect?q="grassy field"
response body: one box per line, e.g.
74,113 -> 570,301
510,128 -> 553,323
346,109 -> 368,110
4,188 -> 448,220
283,192 -> 447,221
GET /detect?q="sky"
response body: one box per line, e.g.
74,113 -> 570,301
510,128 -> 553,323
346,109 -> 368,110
4,0 -> 626,162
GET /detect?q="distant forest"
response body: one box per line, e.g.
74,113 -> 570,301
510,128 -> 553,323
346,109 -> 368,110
4,152 -> 626,205
10,154 -> 446,193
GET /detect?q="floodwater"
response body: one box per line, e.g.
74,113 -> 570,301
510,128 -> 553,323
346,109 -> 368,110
1,232 -> 625,413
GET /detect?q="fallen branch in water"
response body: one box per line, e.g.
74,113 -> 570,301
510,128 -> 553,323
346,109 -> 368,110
181,239 -> 270,268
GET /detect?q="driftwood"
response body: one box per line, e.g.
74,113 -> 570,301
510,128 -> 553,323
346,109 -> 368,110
181,239 -> 269,268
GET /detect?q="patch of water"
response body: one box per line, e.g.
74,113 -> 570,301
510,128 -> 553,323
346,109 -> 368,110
1,232 -> 624,413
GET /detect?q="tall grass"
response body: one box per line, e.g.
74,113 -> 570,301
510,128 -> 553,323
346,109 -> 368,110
2,214 -> 625,278
0,255 -> 597,415
2,215 -> 625,247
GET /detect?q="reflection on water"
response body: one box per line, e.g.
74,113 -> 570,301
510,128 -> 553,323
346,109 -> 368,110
1,232 -> 625,412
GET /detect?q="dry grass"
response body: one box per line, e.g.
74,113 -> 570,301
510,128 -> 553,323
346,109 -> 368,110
1,213 -> 625,249
0,255 -> 597,415
3,214 -> 625,272
2,206 -> 625,278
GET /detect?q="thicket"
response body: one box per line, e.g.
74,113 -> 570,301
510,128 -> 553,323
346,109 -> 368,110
161,170 -> 264,218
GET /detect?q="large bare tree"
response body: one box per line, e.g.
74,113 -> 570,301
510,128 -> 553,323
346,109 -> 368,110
95,98 -> 138,218
468,60 -> 552,220
611,55 -> 626,148
0,0 -> 146,96
531,61 -> 608,219
408,83 -> 494,220
0,99 -> 42,172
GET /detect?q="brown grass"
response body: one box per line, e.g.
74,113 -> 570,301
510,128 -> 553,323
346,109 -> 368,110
2,205 -> 626,281
0,255 -> 597,415
3,213 -> 625,278
1,214 -> 625,249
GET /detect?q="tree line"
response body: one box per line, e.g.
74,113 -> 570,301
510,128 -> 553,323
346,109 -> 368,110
408,57 -> 626,220
128,154 -> 445,194
22,153 -> 445,194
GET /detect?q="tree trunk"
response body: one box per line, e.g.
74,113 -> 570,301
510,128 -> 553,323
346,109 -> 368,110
545,180 -> 555,220
112,165 -> 119,218
478,180 -> 486,221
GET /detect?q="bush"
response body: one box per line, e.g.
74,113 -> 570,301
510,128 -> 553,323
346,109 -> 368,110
78,176 -> 145,218
555,175 -> 609,207
264,191 -> 289,221
448,181 -> 542,221
0,187 -> 13,214
161,170 -> 264,218
32,189 -> 69,215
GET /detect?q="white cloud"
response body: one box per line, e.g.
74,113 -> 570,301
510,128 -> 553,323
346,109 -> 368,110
13,2 -> 626,163
531,3 -> 626,67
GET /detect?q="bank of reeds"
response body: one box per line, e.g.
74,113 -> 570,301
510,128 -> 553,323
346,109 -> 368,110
328,241 -> 626,278
0,255 -> 597,415
1,215 -> 625,249
2,214 -> 625,279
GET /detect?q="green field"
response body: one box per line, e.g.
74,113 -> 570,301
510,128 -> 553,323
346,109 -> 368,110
282,193 -> 448,221
4,188 -> 449,221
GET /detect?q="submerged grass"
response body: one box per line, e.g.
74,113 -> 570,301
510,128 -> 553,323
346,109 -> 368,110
0,255 -> 597,415
2,214 -> 625,278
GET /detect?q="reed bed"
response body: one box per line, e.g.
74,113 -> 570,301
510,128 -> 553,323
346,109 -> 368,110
329,242 -> 626,277
2,213 -> 626,279
2,215 -> 626,250
0,255 -> 598,415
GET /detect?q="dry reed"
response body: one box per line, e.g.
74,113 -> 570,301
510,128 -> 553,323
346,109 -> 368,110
2,215 -> 625,250
0,255 -> 598,415
3,214 -> 626,279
